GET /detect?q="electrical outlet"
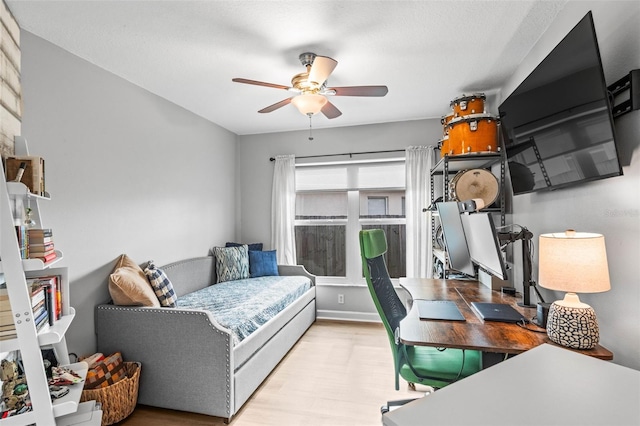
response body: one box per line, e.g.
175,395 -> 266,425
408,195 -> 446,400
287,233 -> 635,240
338,294 -> 345,304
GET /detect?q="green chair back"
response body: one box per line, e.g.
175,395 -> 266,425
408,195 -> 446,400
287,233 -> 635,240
359,228 -> 483,390
359,229 -> 405,362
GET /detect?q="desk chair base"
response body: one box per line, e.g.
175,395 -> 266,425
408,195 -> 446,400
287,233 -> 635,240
381,388 -> 434,415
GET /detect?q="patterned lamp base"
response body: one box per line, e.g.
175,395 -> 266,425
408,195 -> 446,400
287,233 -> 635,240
546,301 -> 599,349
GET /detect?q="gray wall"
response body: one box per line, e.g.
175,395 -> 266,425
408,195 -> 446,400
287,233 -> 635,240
238,2 -> 639,369
501,1 -> 640,370
20,32 -> 238,357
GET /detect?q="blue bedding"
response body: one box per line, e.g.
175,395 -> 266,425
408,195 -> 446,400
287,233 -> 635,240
177,275 -> 312,345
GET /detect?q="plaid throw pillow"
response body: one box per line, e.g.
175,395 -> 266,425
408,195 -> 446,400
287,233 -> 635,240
144,261 -> 178,307
84,352 -> 127,389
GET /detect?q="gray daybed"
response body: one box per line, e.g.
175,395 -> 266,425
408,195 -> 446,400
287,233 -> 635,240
95,256 -> 316,422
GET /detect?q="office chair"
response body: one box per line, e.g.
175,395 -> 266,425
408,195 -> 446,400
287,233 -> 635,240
359,229 -> 482,390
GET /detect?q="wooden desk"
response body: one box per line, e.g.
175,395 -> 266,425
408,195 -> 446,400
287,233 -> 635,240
399,278 -> 613,360
382,344 -> 638,426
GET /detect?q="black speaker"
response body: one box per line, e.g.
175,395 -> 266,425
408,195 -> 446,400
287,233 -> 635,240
534,302 -> 552,328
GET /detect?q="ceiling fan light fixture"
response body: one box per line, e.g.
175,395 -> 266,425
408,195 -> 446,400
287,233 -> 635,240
291,93 -> 327,116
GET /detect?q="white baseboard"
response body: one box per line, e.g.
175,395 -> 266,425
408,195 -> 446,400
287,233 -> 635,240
316,309 -> 381,323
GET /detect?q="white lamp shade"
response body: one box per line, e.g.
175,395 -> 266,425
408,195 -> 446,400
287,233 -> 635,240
538,230 -> 611,294
291,94 -> 328,116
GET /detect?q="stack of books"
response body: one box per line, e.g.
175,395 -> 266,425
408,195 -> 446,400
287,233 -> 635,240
29,275 -> 62,329
27,228 -> 57,263
32,282 -> 50,333
0,275 -> 17,341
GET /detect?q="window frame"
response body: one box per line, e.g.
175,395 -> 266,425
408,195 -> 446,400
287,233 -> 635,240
294,159 -> 406,286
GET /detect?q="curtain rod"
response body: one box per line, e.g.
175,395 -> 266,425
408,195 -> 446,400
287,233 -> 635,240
269,149 -> 405,161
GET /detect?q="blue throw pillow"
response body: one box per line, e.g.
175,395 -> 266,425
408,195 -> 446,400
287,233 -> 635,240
226,242 -> 263,252
249,250 -> 279,277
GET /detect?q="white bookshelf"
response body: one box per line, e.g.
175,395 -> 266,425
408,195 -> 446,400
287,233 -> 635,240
0,137 -> 100,425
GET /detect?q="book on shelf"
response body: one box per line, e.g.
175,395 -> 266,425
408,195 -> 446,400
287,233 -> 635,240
31,282 -> 46,306
0,310 -> 14,323
44,281 -> 56,325
27,228 -> 53,237
35,308 -> 50,333
31,281 -> 54,327
28,275 -> 62,322
14,226 -> 29,259
0,280 -> 15,329
32,298 -> 45,314
29,251 -> 57,263
27,228 -> 53,244
0,330 -> 17,340
27,241 -> 55,254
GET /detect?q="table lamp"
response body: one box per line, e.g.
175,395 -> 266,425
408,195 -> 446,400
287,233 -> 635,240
538,230 -> 611,349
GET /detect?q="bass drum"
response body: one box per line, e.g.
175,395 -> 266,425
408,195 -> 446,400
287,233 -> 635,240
450,93 -> 486,117
447,113 -> 499,156
449,169 -> 499,208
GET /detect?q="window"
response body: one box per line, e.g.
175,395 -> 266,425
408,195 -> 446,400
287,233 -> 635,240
295,160 -> 406,282
367,196 -> 388,215
295,192 -> 347,277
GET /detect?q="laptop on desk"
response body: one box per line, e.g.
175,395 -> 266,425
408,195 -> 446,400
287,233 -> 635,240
416,300 -> 466,321
471,302 -> 526,323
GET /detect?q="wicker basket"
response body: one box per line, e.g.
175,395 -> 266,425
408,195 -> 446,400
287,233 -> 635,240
80,362 -> 141,425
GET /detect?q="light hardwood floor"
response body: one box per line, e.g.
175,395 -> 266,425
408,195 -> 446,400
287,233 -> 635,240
119,320 -> 427,425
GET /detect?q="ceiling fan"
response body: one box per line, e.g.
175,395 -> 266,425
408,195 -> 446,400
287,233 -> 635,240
232,52 -> 388,119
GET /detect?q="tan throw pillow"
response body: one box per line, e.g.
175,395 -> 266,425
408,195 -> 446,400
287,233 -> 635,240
108,254 -> 160,307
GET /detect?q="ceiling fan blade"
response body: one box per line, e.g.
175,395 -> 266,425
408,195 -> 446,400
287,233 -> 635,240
321,101 -> 342,119
232,78 -> 290,91
330,86 -> 389,97
308,56 -> 338,85
258,98 -> 292,113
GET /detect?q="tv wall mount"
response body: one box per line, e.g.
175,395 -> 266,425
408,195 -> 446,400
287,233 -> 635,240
608,69 -> 639,118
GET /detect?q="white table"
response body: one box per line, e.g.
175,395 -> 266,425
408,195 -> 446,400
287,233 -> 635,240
382,344 -> 640,426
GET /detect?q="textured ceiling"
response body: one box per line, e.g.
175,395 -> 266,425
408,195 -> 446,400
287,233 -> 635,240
7,0 -> 568,135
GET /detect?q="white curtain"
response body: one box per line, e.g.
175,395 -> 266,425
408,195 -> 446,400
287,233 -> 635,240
271,154 -> 297,265
405,145 -> 435,278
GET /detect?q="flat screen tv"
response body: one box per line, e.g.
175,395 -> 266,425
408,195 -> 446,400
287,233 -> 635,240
499,11 -> 622,195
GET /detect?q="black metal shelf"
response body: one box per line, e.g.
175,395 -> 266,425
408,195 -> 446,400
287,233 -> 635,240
430,151 -> 506,279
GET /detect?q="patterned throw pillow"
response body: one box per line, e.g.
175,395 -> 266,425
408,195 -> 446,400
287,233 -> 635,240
84,352 -> 127,389
144,261 -> 178,307
213,245 -> 250,283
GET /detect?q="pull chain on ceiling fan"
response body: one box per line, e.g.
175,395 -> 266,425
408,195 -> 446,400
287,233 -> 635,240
232,52 -> 388,119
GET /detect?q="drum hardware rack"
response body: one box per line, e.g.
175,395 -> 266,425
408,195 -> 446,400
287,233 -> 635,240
429,152 -> 506,278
